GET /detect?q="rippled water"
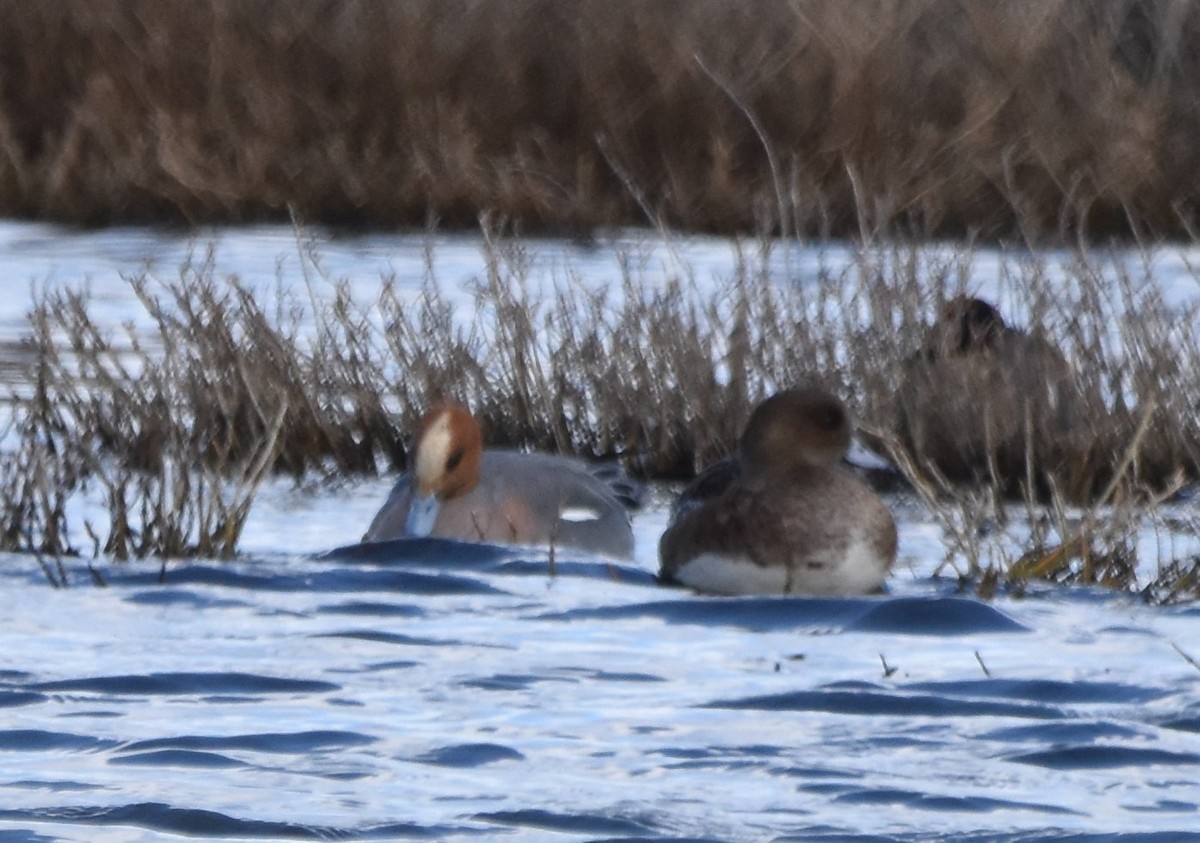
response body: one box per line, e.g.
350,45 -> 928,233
4,516 -> 1200,842
2,223 -> 1200,841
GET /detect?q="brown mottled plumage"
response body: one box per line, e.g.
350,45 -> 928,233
896,296 -> 1083,496
659,388 -> 897,596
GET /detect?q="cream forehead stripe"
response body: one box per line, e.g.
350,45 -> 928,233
415,411 -> 455,489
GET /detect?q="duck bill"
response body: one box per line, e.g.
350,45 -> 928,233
405,493 -> 441,537
844,437 -> 894,472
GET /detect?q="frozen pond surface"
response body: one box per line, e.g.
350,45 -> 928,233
0,222 -> 1199,841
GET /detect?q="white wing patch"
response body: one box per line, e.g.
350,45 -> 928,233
559,505 -> 602,523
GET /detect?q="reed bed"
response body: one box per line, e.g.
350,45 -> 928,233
0,230 -> 1197,600
0,0 -> 1198,239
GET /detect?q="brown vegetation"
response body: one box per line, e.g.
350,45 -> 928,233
0,230 -> 1197,600
0,0 -> 1198,238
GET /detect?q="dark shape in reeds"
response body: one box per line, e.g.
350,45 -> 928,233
659,387 -> 897,596
894,296 -> 1090,500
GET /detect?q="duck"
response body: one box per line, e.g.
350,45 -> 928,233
894,296 -> 1083,496
362,403 -> 638,559
658,387 -> 897,596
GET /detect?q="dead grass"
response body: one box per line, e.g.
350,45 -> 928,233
0,228 -> 1198,599
0,0 -> 1198,238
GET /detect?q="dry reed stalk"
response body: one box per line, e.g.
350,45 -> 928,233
0,230 -> 1197,599
0,0 -> 1197,238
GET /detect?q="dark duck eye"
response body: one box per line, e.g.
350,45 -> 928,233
959,298 -> 1004,350
814,406 -> 843,431
445,448 -> 464,472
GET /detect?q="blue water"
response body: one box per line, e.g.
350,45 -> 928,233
2,530 -> 1199,842
1,223 -> 1199,840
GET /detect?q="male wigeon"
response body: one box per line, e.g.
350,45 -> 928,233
659,387 -> 897,595
895,296 -> 1083,496
363,403 -> 638,559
